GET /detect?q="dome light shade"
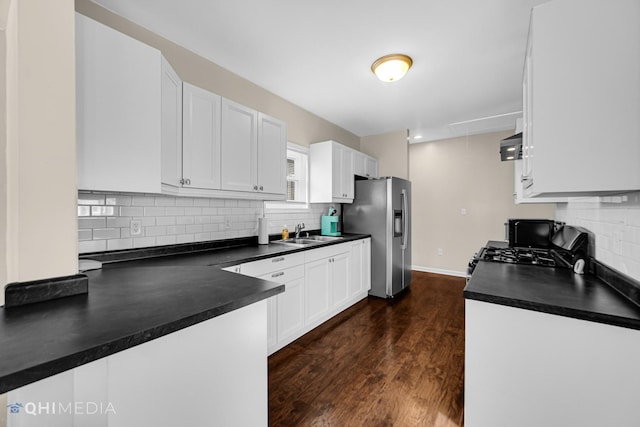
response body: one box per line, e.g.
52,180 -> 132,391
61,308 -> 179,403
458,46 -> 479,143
371,54 -> 413,82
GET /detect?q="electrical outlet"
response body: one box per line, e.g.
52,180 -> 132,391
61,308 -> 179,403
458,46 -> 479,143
460,208 -> 467,215
224,219 -> 232,230
437,248 -> 444,256
130,220 -> 142,236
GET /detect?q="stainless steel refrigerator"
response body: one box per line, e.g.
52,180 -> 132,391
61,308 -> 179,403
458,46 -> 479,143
343,177 -> 411,298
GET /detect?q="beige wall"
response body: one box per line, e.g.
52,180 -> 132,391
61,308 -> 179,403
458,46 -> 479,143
360,130 -> 409,179
5,0 -> 78,287
75,0 -> 360,150
410,131 -> 555,274
1,0 -> 77,418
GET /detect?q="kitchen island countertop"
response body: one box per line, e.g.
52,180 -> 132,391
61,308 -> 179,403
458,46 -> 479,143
0,234 -> 369,394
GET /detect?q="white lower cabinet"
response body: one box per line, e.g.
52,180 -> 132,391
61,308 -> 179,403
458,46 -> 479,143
329,252 -> 350,311
258,264 -> 305,353
7,301 -> 268,427
465,299 -> 640,427
304,257 -> 331,327
238,239 -> 371,355
350,238 -> 371,298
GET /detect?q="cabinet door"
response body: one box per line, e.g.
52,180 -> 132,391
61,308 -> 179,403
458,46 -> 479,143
257,112 -> 287,195
182,83 -> 222,190
266,296 -> 277,352
353,152 -> 366,177
277,276 -> 305,344
526,1 -> 640,195
331,145 -> 343,199
350,240 -> 364,297
362,238 -> 372,291
365,157 -> 378,179
160,58 -> 183,189
221,98 -> 257,192
305,258 -> 331,325
341,149 -> 354,199
331,144 -> 353,200
331,252 -> 350,309
76,13 -> 161,193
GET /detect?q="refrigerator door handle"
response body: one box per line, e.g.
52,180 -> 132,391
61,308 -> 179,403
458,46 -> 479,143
401,189 -> 408,250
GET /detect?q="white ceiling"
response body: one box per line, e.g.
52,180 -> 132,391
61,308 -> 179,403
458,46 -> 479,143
91,0 -> 548,143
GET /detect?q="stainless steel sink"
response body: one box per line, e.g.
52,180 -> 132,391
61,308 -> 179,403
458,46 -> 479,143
303,235 -> 344,242
272,238 -> 322,247
271,235 -> 344,247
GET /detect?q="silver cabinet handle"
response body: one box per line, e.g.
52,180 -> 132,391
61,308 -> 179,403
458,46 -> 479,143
180,178 -> 191,185
259,185 -> 264,191
272,257 -> 285,263
253,185 -> 258,191
272,272 -> 285,278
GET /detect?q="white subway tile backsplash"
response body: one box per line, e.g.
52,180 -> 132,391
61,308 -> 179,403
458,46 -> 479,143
120,207 -> 143,217
156,216 -> 176,226
194,198 -> 210,207
185,207 -> 202,216
166,207 -> 185,216
177,216 -> 195,225
91,206 -> 115,216
78,229 -> 92,241
79,239 -> 107,253
145,226 -> 167,237
176,234 -> 194,244
106,196 -> 132,206
556,191 -> 640,281
93,228 -> 120,240
133,237 -> 156,248
107,217 -> 131,228
107,238 -> 133,251
176,198 -> 194,207
154,197 -> 176,207
79,217 -> 106,229
78,194 -> 105,205
156,235 -> 177,246
132,196 -> 155,207
166,225 -> 185,235
78,191 -> 336,254
78,206 -> 91,217
144,207 -> 166,217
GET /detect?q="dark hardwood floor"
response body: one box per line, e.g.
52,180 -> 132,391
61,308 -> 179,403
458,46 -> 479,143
268,271 -> 466,427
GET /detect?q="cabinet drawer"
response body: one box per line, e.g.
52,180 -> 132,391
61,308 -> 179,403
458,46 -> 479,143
304,242 -> 351,264
258,265 -> 304,284
241,252 -> 305,277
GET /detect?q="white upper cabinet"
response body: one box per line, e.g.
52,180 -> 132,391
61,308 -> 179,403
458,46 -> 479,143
353,151 -> 379,179
310,140 -> 365,203
365,156 -> 379,179
181,83 -> 222,190
333,145 -> 354,200
161,58 -> 183,189
220,100 -> 286,198
523,0 -> 640,197
257,112 -> 287,195
76,13 -> 162,193
221,99 -> 258,193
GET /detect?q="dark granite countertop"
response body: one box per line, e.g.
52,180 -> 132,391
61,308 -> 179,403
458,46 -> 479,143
464,248 -> 640,330
0,234 -> 369,394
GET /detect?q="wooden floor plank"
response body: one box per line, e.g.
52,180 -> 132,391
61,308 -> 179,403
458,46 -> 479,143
269,271 -> 466,427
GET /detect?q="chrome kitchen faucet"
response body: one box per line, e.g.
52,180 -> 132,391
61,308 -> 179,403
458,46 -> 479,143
294,223 -> 305,238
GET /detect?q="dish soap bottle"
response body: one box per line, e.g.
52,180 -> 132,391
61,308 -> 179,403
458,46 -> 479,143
282,225 -> 289,240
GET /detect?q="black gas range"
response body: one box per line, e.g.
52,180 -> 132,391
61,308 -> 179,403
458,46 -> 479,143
467,225 -> 590,282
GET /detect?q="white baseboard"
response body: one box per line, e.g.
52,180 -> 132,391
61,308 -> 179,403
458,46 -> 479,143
412,265 -> 467,278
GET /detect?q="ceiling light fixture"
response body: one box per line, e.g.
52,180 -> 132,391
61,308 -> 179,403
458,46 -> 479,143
371,54 -> 413,82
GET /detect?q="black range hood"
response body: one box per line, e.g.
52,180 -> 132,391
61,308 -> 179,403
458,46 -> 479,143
499,132 -> 522,161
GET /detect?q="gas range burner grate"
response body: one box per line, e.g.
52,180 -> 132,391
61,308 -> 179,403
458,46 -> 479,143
481,246 -> 557,267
